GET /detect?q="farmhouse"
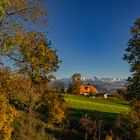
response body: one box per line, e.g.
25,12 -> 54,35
79,83 -> 108,98
80,83 -> 98,96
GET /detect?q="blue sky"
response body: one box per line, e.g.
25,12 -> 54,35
47,0 -> 140,79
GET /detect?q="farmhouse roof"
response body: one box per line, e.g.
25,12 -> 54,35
80,84 -> 98,94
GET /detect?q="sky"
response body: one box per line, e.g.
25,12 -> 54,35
47,0 -> 140,79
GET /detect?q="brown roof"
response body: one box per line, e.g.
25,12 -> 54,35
80,84 -> 98,94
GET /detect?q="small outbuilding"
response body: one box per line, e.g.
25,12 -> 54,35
95,92 -> 108,99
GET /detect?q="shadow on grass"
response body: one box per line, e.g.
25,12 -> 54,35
46,108 -> 118,140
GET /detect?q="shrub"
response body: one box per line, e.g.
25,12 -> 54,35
0,92 -> 18,140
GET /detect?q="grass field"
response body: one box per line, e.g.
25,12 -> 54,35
63,94 -> 131,122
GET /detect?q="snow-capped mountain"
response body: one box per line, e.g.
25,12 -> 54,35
92,76 -> 125,83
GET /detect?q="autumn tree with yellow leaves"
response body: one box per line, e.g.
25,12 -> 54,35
0,92 -> 18,140
0,1 -> 67,140
0,0 -> 61,83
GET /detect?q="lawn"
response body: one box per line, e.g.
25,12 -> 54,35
63,94 -> 131,122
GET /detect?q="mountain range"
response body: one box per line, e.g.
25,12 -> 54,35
58,76 -> 127,94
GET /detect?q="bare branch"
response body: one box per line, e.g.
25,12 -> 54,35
6,54 -> 24,63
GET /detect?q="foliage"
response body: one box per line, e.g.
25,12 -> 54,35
116,89 -> 126,99
38,93 -> 68,125
80,114 -> 103,140
71,73 -> 82,84
0,0 -> 11,18
50,80 -> 65,92
66,83 -> 73,94
12,112 -> 47,140
0,66 -> 68,139
0,0 -> 61,83
0,67 -> 44,139
131,99 -> 140,122
0,0 -> 49,67
67,73 -> 82,95
0,92 -> 18,140
0,67 -> 36,110
123,18 -> 140,100
67,84 -> 80,95
0,0 -> 48,26
0,1 -> 66,140
122,18 -> 140,139
2,31 -> 61,83
113,111 -> 140,140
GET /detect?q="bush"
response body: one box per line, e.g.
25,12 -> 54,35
0,92 -> 18,140
37,92 -> 68,125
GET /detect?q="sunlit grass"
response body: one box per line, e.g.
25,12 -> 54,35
63,94 -> 130,114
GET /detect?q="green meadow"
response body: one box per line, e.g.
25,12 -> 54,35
63,94 -> 131,122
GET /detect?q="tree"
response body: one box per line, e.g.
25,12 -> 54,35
52,80 -> 65,93
0,0 -> 61,83
123,18 -> 140,139
123,18 -> 140,100
116,89 -> 125,99
72,73 -> 82,84
0,1 -> 64,139
2,31 -> 61,83
0,0 -> 11,18
0,0 -> 48,27
0,0 -> 48,52
80,114 -> 103,140
37,93 -> 67,125
71,73 -> 82,95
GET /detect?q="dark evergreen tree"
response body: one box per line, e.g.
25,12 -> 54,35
124,18 -> 140,100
